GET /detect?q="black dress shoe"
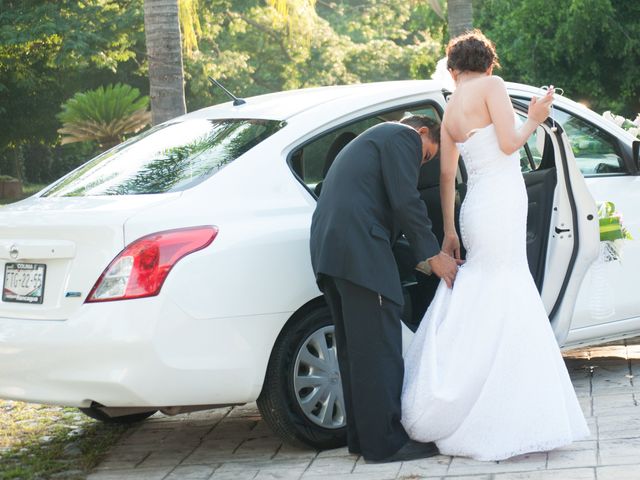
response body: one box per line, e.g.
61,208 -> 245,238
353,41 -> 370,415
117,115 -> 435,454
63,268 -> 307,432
365,440 -> 439,463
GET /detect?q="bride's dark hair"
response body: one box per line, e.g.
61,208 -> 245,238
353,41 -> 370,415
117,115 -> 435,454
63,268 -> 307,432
446,29 -> 500,73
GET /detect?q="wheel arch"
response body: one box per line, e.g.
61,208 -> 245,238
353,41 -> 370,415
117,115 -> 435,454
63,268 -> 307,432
258,295 -> 328,395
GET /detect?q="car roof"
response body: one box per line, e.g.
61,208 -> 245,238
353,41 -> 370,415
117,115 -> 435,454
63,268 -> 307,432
183,80 -> 443,122
179,79 -> 636,145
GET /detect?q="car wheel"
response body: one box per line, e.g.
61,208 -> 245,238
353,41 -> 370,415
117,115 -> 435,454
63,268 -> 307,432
257,304 -> 347,449
79,406 -> 157,424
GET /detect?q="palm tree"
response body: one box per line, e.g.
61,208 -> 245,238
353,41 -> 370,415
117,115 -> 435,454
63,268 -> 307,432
57,84 -> 151,150
144,0 -> 187,125
447,0 -> 473,38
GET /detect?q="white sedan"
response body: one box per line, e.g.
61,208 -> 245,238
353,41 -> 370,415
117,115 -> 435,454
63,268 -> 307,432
1,81 -> 638,448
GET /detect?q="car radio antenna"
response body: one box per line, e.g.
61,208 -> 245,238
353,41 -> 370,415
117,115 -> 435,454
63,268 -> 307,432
208,77 -> 246,106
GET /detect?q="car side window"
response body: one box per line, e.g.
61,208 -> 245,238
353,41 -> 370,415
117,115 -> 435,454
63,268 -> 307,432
290,104 -> 441,192
516,113 -> 544,173
554,109 -> 626,176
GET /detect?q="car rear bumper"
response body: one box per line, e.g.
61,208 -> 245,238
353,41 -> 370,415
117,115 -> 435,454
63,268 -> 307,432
0,298 -> 288,407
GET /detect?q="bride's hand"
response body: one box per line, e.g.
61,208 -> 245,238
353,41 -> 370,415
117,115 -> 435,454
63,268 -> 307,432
528,87 -> 554,124
442,231 -> 461,260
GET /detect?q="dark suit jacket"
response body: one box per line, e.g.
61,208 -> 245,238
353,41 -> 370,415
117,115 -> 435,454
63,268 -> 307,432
309,122 -> 440,305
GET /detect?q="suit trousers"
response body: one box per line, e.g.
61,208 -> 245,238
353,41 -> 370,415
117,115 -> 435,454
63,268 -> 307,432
321,276 -> 409,461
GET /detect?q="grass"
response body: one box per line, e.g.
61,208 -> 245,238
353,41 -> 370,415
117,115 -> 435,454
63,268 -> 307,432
0,400 -> 130,480
0,183 -> 46,206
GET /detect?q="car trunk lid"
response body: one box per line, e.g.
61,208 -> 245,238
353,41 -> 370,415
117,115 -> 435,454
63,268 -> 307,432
0,194 -> 179,320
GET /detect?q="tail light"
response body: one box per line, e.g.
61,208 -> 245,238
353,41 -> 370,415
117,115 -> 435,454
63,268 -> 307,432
86,226 -> 218,302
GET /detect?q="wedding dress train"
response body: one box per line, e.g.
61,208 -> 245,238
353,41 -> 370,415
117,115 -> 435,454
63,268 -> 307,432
401,124 -> 589,461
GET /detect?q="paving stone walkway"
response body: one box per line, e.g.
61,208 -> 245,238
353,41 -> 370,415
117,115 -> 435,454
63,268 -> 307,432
88,338 -> 640,480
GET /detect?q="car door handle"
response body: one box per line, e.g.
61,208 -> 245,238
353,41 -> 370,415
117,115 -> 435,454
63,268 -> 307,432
555,227 -> 571,234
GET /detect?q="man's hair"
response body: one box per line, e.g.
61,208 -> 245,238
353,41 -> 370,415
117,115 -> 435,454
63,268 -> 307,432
399,115 -> 440,144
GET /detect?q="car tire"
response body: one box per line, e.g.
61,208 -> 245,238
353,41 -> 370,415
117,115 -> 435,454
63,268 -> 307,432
257,304 -> 347,449
79,406 -> 157,424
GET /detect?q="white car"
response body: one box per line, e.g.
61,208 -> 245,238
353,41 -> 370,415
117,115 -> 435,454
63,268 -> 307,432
1,81 -> 638,449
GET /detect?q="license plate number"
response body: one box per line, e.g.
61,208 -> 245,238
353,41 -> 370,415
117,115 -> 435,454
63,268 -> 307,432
3,263 -> 46,304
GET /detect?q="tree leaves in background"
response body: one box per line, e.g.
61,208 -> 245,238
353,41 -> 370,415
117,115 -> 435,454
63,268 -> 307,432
184,0 -> 445,111
180,0 -> 203,56
0,0 -> 145,146
3,0 -> 638,184
475,0 -> 640,116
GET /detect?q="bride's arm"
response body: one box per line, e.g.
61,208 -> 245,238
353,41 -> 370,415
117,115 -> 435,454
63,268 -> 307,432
485,76 -> 553,155
440,124 -> 461,259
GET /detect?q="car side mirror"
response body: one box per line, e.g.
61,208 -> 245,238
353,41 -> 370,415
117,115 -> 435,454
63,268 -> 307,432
633,140 -> 639,171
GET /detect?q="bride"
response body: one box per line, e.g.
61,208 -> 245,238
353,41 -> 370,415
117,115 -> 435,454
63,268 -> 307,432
401,29 -> 590,461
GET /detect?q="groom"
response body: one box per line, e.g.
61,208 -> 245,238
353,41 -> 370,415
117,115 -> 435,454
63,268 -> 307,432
310,115 -> 461,463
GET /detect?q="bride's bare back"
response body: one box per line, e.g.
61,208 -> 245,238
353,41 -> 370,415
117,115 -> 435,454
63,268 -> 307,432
443,75 -> 553,155
443,76 -> 494,144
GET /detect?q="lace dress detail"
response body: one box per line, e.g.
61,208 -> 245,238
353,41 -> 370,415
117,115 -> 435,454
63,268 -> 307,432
401,124 -> 589,461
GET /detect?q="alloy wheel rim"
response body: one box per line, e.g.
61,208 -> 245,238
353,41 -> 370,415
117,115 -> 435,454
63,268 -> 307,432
293,325 -> 346,429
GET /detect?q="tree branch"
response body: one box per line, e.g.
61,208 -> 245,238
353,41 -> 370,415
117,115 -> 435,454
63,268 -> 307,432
225,11 -> 294,63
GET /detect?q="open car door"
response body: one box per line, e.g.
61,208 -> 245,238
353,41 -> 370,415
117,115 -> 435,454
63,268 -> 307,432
401,96 -> 599,352
514,100 -> 600,346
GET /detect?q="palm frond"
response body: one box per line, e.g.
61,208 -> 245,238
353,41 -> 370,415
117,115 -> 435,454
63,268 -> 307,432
180,0 -> 202,56
58,84 -> 151,148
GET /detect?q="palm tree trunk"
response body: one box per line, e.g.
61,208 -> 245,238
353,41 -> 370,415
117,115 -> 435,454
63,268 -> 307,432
447,0 -> 473,38
144,0 -> 187,125
12,147 -> 23,182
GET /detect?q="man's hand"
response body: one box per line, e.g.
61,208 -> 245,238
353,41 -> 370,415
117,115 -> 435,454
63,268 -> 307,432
427,251 -> 464,288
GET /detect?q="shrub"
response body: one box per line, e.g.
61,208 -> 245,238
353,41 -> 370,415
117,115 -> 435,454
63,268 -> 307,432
57,83 -> 151,150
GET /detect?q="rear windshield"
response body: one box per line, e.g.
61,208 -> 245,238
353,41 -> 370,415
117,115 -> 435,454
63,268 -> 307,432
42,118 -> 285,196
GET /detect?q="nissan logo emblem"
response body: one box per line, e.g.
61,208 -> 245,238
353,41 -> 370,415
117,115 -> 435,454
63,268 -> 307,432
9,245 -> 19,259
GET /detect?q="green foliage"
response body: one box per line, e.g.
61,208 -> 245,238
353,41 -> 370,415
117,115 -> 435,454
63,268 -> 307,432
1,0 -> 445,182
0,0 -> 145,147
180,0 -> 203,55
57,83 -> 151,149
475,0 -> 640,116
0,140 -> 99,185
184,0 -> 445,111
5,0 -> 638,185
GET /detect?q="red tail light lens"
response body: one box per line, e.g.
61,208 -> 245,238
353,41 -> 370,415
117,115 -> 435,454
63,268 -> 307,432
86,226 -> 218,302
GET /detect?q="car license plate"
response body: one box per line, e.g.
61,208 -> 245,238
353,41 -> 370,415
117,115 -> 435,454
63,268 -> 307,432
2,263 -> 46,304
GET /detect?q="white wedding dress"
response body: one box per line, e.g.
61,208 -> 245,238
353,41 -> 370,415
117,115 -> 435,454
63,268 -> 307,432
401,123 -> 590,461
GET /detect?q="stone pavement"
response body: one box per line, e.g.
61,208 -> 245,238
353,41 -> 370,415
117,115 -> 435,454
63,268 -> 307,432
88,338 -> 640,480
